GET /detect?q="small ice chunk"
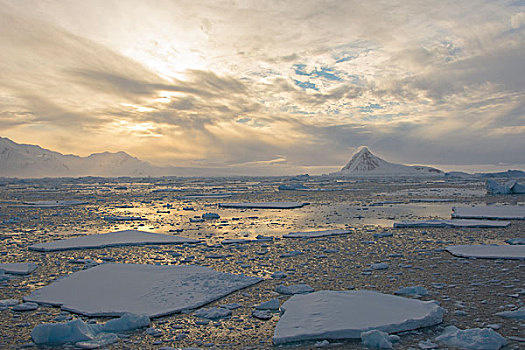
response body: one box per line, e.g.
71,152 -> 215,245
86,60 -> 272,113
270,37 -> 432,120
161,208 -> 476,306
275,284 -> 314,295
373,232 -> 393,238
271,271 -> 287,279
194,307 -> 231,320
221,239 -> 251,244
283,229 -> 352,238
12,302 -> 38,311
0,299 -> 19,308
256,298 -> 280,310
418,339 -> 438,349
101,313 -> 150,332
202,213 -> 220,220
0,262 -> 38,275
395,286 -> 429,297
102,216 -> 147,221
371,263 -> 389,270
495,307 -> 525,320
435,325 -> 506,350
76,333 -> 119,349
360,329 -> 392,349
252,310 -> 273,320
446,245 -> 525,259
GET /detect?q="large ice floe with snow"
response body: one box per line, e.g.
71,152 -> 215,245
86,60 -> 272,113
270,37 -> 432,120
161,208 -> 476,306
452,205 -> 525,220
31,313 -> 150,347
28,230 -> 198,251
0,262 -> 38,275
272,290 -> 444,345
283,229 -> 353,238
393,219 -> 510,228
218,202 -> 308,209
24,264 -> 262,317
22,200 -> 88,207
446,244 -> 525,259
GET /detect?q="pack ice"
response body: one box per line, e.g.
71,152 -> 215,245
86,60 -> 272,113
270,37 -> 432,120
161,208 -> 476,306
28,230 -> 199,251
273,290 -> 444,345
219,202 -> 308,209
393,219 -> 510,228
452,206 -> 525,220
283,229 -> 353,238
24,264 -> 262,317
446,245 -> 525,259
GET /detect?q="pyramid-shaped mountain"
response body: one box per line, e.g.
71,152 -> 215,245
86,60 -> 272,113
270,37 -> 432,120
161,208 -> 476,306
333,146 -> 443,176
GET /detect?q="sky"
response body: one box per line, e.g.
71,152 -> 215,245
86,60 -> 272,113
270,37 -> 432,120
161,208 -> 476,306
1,0 -> 524,175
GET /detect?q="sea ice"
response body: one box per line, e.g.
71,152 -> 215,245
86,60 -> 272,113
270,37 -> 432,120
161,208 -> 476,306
256,298 -> 280,310
193,307 -> 231,319
275,284 -> 314,295
446,245 -> 525,259
28,230 -> 198,252
435,325 -> 506,350
486,180 -> 525,195
393,219 -> 510,228
22,200 -> 87,207
506,238 -> 525,245
452,206 -> 525,220
24,263 -> 262,317
273,290 -> 444,345
360,329 -> 392,349
221,239 -> 252,244
219,202 -> 308,209
283,229 -> 352,238
31,313 -> 150,346
202,212 -> 220,220
12,302 -> 38,311
102,216 -> 147,221
394,286 -> 429,297
495,307 -> 525,319
0,262 -> 38,275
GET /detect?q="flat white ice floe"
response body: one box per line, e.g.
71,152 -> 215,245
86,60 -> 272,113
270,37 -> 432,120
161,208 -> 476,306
28,230 -> 199,252
24,263 -> 262,317
0,262 -> 38,275
283,229 -> 352,238
435,325 -> 506,350
452,206 -> 525,220
219,202 -> 308,209
273,290 -> 444,345
102,216 -> 147,221
446,245 -> 525,259
22,200 -> 88,207
393,219 -> 510,228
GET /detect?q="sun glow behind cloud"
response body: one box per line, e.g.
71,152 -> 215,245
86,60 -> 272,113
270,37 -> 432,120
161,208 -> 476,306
0,0 -> 524,173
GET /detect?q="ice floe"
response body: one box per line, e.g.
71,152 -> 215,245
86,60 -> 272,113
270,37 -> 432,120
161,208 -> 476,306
22,200 -> 87,207
393,219 -> 510,228
435,325 -> 506,350
28,230 -> 198,251
102,216 -> 147,221
0,262 -> 38,275
495,307 -> 525,319
505,238 -> 525,245
275,284 -> 314,295
360,329 -> 393,349
31,313 -> 150,346
273,290 -> 444,345
394,286 -> 429,297
24,264 -> 262,317
446,245 -> 525,259
219,202 -> 308,209
283,229 -> 352,238
193,307 -> 231,319
452,206 -> 525,220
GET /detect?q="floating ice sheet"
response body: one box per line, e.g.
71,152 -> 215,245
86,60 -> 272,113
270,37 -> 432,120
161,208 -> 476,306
0,262 -> 38,275
219,202 -> 308,209
24,264 -> 262,317
102,216 -> 147,221
273,290 -> 444,345
452,206 -> 525,220
21,200 -> 88,207
446,245 -> 525,259
283,229 -> 352,238
29,230 -> 199,252
393,219 -> 510,228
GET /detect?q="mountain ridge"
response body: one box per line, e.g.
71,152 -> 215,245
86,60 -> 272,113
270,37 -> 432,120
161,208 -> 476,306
333,146 -> 444,176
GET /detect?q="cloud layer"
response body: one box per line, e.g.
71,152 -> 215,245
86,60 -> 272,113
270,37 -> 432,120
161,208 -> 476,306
1,0 -> 524,174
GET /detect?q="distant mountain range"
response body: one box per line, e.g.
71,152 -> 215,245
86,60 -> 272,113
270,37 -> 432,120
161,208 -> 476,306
0,137 -> 157,178
332,146 -> 444,176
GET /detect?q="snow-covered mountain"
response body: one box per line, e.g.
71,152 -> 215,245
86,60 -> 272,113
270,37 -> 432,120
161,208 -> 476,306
0,137 -> 157,178
332,146 -> 444,176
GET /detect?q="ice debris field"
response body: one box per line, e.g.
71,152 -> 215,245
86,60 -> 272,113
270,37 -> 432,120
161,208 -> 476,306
0,175 -> 524,349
